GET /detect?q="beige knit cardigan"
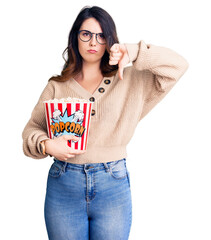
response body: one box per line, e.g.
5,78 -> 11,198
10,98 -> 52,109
22,40 -> 189,163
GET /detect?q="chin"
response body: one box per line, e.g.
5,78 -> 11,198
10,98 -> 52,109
83,56 -> 102,64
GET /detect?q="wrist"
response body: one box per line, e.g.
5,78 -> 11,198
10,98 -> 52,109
44,139 -> 53,156
40,140 -> 46,155
40,139 -> 51,156
124,43 -> 139,63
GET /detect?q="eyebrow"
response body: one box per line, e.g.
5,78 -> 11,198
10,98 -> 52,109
80,29 -> 104,34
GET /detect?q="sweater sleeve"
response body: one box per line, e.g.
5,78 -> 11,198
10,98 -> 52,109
22,81 -> 55,159
125,41 -> 189,120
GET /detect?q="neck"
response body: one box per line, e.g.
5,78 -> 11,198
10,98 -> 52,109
78,61 -> 103,82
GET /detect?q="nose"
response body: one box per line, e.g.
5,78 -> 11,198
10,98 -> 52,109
90,33 -> 97,46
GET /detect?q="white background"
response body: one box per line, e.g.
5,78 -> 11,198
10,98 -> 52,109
1,0 -> 211,239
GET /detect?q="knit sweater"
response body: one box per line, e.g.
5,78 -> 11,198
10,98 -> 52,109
22,40 -> 188,163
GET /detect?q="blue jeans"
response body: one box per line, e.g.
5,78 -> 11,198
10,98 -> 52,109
44,158 -> 132,240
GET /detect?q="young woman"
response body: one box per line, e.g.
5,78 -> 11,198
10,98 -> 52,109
22,5 -> 188,240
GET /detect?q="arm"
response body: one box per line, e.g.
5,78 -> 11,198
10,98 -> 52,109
110,40 -> 189,120
126,41 -> 189,120
22,81 -> 86,160
22,82 -> 55,159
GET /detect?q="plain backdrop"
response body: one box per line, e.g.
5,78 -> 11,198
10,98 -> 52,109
1,0 -> 211,239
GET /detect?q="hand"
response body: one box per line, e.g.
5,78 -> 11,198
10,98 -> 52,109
109,43 -> 130,80
45,135 -> 86,161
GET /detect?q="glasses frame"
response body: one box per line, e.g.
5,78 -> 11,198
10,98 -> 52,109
78,30 -> 106,45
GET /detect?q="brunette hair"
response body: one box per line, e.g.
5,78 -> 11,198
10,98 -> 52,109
49,6 -> 119,82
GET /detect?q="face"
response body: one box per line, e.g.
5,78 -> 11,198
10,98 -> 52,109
78,18 -> 106,64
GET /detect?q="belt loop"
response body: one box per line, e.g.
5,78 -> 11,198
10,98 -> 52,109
62,162 -> 68,172
103,163 -> 110,172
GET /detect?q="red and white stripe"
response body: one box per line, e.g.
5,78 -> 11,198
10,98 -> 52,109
44,102 -> 93,150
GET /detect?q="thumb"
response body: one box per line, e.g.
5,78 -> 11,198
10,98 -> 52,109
63,134 -> 80,141
118,63 -> 124,80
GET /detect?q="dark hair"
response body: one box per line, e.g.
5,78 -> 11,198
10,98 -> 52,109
49,6 -> 119,82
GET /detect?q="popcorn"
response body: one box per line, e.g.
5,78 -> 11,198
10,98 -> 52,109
44,97 -> 90,103
44,97 -> 93,150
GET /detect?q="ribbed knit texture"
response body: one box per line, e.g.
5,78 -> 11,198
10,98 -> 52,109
22,41 -> 188,163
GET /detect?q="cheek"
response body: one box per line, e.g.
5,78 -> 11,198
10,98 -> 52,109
78,40 -> 85,57
98,46 -> 106,57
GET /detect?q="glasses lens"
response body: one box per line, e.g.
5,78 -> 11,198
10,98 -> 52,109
79,30 -> 91,42
96,33 -> 106,44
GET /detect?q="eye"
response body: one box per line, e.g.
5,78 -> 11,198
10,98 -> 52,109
82,31 -> 91,37
98,33 -> 105,39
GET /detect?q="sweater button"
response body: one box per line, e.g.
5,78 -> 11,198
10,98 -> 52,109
98,87 -> 105,93
104,79 -> 111,84
89,97 -> 95,102
91,109 -> 96,116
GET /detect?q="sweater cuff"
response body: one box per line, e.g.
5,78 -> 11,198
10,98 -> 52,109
125,43 -> 139,63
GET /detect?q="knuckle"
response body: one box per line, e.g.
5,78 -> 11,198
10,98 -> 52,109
74,151 -> 80,155
69,148 -> 75,153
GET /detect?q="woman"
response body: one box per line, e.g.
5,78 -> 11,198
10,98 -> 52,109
22,5 -> 188,240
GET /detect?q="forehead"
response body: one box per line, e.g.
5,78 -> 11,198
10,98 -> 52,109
80,18 -> 103,32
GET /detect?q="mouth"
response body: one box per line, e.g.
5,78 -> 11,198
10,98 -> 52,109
87,49 -> 97,54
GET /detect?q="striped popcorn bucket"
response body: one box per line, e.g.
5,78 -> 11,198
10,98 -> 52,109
44,100 -> 93,150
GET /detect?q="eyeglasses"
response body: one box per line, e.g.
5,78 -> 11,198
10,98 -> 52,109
78,30 -> 106,45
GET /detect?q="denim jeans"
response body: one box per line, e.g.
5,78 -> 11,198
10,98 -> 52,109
44,158 -> 132,240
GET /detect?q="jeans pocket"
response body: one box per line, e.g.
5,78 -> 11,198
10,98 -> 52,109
110,159 -> 127,180
48,160 -> 64,178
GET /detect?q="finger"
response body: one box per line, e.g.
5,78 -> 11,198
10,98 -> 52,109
63,135 -> 80,141
63,150 -> 85,160
110,43 -> 120,53
118,66 -> 124,80
69,149 -> 86,155
110,52 -> 122,58
109,56 -> 120,62
66,154 -> 76,158
109,60 -> 119,65
109,58 -> 120,65
60,155 -> 74,161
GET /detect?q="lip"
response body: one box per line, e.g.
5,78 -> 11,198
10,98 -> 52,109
87,49 -> 97,53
